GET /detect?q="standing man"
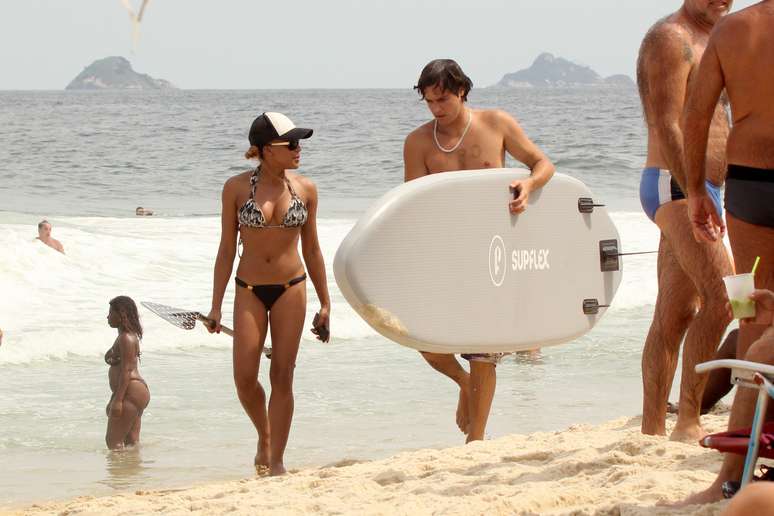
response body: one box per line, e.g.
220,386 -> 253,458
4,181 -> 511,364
636,0 -> 733,441
36,220 -> 65,254
403,59 -> 555,442
678,0 -> 774,503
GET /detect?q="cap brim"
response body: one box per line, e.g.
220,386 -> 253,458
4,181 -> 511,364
278,127 -> 313,140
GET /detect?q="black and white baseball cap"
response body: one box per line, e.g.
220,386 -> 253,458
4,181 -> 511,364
248,112 -> 313,147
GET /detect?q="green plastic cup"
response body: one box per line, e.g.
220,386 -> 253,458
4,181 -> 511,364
723,273 -> 756,319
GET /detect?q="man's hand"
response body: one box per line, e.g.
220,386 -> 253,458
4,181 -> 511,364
745,290 -> 774,326
688,193 -> 725,243
509,178 -> 534,214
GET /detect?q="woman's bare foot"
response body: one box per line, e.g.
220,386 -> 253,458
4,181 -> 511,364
455,380 -> 470,434
269,462 -> 287,476
669,422 -> 706,443
255,437 -> 271,473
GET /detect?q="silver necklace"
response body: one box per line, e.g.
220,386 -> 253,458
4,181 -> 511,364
433,109 -> 472,153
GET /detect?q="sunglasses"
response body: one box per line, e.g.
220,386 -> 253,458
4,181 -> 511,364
268,139 -> 300,151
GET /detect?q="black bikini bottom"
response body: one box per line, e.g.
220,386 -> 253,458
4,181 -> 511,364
235,274 -> 307,310
726,165 -> 774,228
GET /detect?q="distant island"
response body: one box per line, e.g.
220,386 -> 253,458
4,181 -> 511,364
66,56 -> 175,90
493,53 -> 635,88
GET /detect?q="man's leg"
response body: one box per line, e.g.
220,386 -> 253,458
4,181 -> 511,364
466,360 -> 496,443
673,214 -> 774,505
642,231 -> 699,435
420,352 -> 471,434
701,329 -> 737,414
667,330 -> 737,415
727,215 -> 774,359
656,202 -> 734,442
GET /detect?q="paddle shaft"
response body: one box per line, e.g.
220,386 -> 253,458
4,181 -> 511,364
197,314 -> 234,337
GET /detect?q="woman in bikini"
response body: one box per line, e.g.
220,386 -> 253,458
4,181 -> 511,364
207,112 -> 331,476
104,295 -> 150,450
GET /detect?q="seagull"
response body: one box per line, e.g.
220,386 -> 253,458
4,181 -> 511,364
120,0 -> 151,52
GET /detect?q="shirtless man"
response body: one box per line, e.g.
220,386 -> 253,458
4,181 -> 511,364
403,59 -> 555,442
36,220 -> 65,254
677,0 -> 774,503
636,0 -> 733,442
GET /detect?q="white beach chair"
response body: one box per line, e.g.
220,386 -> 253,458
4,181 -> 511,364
695,359 -> 774,494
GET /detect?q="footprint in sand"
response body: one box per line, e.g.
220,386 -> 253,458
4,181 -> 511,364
502,450 -> 554,463
373,469 -> 408,486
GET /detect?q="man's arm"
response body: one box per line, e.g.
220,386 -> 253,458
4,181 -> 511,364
53,239 -> 65,254
497,111 -> 555,213
641,26 -> 694,190
499,111 -> 554,188
682,36 -> 727,242
682,38 -> 725,197
403,131 -> 428,183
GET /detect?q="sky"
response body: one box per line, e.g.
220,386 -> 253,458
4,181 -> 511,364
0,0 -> 758,90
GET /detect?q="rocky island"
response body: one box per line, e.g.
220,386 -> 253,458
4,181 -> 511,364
493,53 -> 635,88
66,56 -> 175,90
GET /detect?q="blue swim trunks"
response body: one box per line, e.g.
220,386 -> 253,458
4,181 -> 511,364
639,167 -> 723,222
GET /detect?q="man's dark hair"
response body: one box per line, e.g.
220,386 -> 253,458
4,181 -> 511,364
38,220 -> 50,230
414,59 -> 473,101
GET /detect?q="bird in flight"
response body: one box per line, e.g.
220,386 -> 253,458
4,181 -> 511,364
120,0 -> 151,52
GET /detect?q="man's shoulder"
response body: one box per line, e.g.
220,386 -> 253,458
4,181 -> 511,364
404,121 -> 434,146
406,121 -> 433,139
642,15 -> 692,53
477,108 -> 514,126
640,16 -> 695,70
712,8 -> 754,38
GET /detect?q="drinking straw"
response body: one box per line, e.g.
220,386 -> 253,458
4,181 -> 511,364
751,256 -> 761,276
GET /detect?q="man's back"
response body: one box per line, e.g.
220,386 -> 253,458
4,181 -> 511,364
711,3 -> 774,167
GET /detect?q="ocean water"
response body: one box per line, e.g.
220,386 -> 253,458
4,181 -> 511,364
0,88 -> 717,505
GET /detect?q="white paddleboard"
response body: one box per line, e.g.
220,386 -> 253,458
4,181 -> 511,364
334,169 -> 622,354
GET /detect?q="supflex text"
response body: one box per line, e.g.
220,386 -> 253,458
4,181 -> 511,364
488,235 -> 550,287
511,248 -> 551,271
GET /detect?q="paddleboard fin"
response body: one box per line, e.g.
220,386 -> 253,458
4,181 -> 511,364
578,197 -> 605,213
583,298 -> 610,315
599,239 -> 620,272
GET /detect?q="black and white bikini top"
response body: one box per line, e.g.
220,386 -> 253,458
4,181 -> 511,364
238,167 -> 308,229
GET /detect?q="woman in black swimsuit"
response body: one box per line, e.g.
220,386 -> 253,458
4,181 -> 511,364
105,295 -> 150,450
207,112 -> 331,476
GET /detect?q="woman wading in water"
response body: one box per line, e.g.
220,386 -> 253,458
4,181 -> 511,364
208,112 -> 331,476
105,296 -> 150,450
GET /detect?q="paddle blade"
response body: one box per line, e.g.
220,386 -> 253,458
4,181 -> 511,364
141,301 -> 201,331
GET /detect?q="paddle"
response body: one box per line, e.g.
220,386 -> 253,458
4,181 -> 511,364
141,301 -> 272,358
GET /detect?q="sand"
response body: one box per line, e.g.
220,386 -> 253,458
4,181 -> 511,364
5,412 -> 750,516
